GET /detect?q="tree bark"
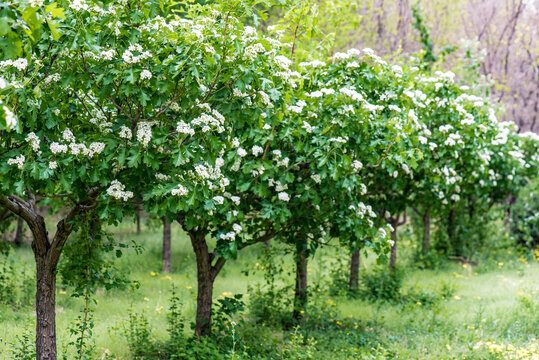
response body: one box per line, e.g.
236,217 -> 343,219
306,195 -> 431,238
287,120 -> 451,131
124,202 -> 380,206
389,219 -> 398,269
349,248 -> 360,292
189,229 -> 215,337
292,245 -> 308,322
422,213 -> 430,256
14,216 -> 24,246
35,255 -> 57,360
162,217 -> 171,273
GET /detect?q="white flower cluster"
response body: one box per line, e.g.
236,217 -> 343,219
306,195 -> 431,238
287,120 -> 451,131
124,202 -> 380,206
140,70 -> 152,80
28,0 -> 44,7
311,174 -> 321,184
69,0 -> 89,12
106,180 -> 134,201
171,184 -> 189,196
244,43 -> 265,60
278,192 -> 290,202
332,48 -> 361,61
176,120 -> 195,136
219,223 -> 242,241
190,109 -> 226,133
0,58 -> 28,71
156,173 -> 171,181
25,132 -> 40,152
136,122 -> 152,147
298,60 -> 326,68
3,106 -> 17,130
351,160 -> 363,172
119,126 -> 133,139
7,155 -> 25,169
252,145 -> 264,156
122,44 -> 152,64
48,128 -> 106,158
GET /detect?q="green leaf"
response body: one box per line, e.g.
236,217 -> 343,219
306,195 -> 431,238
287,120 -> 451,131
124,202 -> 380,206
46,19 -> 62,41
46,2 -> 66,19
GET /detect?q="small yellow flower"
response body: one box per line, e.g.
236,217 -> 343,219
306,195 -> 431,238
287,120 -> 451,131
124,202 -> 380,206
186,286 -> 193,290
162,275 -> 172,280
300,310 -> 304,314
59,290 -> 67,295
150,271 -> 158,276
155,306 -> 163,314
144,297 -> 150,302
453,295 -> 461,300
416,301 -> 422,306
446,344 -> 451,351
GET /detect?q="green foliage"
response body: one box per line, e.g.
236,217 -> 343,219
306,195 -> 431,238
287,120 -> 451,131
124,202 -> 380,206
0,255 -> 33,308
9,331 -> 36,360
411,4 -> 437,67
361,267 -> 403,302
510,178 -> 539,248
125,309 -> 160,359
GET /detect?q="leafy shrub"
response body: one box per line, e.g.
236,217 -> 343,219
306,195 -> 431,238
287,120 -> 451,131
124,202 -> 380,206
9,331 -> 36,360
125,309 -> 161,359
510,178 -> 539,248
361,268 -> 404,302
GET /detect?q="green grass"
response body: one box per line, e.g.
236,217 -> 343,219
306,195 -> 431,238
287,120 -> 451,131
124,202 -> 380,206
0,219 -> 537,359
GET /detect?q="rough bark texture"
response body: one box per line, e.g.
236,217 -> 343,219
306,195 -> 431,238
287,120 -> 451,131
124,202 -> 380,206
422,213 -> 430,256
14,216 -> 24,246
349,249 -> 360,292
162,218 -> 171,273
35,256 -> 57,360
389,220 -> 398,269
292,246 -> 308,322
189,230 -> 214,337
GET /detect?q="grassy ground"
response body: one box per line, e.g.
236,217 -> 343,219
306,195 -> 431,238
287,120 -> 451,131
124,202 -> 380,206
0,219 -> 537,359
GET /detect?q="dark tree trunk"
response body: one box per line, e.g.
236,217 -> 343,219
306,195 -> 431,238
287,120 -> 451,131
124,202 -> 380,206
349,248 -> 360,292
35,256 -> 57,360
292,245 -> 308,322
162,217 -> 171,273
136,210 -> 141,234
422,213 -> 430,256
389,220 -> 398,269
447,208 -> 455,250
14,216 -> 24,246
189,229 -> 215,337
1,191 -> 98,360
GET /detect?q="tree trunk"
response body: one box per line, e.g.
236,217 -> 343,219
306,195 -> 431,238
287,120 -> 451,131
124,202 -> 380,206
14,216 -> 24,246
35,257 -> 57,360
389,220 -> 398,269
447,207 -> 456,251
136,210 -> 141,234
422,213 -> 430,256
292,245 -> 308,322
162,217 -> 171,273
349,248 -> 360,292
189,230 -> 214,337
